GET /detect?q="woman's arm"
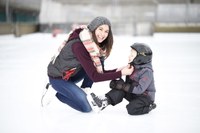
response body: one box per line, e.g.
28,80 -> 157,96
72,42 -> 122,82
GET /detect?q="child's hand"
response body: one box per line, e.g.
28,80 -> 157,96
110,78 -> 125,89
110,79 -> 133,92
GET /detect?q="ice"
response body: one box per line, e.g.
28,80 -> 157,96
0,33 -> 200,133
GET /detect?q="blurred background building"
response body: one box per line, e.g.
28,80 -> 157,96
0,0 -> 200,36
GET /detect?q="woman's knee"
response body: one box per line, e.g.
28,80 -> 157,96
81,105 -> 92,112
78,93 -> 93,112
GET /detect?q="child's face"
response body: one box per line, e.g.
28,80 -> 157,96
128,49 -> 137,63
95,24 -> 109,43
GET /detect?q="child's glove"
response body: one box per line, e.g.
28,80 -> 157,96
109,78 -> 125,90
110,79 -> 133,93
122,83 -> 133,92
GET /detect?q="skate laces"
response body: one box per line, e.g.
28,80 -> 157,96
90,93 -> 108,110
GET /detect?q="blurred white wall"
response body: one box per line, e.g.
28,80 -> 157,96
157,4 -> 200,23
38,0 -> 200,35
39,0 -> 66,23
39,0 -> 156,35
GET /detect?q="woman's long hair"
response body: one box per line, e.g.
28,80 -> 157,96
91,27 -> 113,57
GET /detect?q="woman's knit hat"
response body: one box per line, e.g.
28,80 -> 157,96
87,16 -> 111,32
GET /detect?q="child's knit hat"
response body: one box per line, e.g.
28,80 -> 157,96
88,16 -> 111,32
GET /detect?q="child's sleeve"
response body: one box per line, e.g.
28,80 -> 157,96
131,69 -> 153,94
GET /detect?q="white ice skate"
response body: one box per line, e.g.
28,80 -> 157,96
82,88 -> 100,112
41,83 -> 56,107
86,92 -> 108,113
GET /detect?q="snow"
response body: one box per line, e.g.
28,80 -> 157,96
0,33 -> 200,133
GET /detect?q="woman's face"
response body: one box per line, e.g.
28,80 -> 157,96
95,24 -> 109,43
128,49 -> 137,63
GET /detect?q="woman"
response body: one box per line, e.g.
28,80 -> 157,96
42,16 -> 134,112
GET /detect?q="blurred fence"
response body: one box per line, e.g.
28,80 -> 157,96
0,0 -> 200,36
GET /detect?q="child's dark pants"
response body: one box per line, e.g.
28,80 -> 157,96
106,89 -> 153,115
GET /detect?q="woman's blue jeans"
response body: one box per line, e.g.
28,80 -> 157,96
49,68 -> 93,112
49,58 -> 105,112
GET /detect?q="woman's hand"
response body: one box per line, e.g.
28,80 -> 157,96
121,64 -> 134,76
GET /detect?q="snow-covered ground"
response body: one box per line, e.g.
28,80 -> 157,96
0,33 -> 200,133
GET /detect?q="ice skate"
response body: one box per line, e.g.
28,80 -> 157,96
41,83 -> 56,107
86,92 -> 100,112
87,93 -> 108,112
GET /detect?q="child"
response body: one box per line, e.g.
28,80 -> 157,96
90,43 -> 156,115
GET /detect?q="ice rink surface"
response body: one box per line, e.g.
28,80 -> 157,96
0,33 -> 200,133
